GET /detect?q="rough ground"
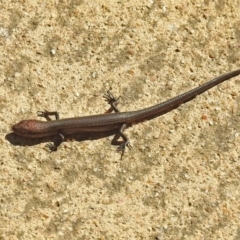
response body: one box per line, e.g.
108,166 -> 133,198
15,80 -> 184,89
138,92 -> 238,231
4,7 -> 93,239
1,1 -> 240,239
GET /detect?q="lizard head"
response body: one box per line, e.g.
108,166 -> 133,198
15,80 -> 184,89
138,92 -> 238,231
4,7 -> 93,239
12,120 -> 41,137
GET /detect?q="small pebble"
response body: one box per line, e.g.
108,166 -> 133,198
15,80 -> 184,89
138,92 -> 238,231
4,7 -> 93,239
50,48 -> 56,55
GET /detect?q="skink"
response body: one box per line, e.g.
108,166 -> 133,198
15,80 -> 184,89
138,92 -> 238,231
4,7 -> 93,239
12,69 -> 240,154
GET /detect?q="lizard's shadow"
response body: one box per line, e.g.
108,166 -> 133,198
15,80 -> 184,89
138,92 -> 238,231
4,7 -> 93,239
6,130 -> 119,150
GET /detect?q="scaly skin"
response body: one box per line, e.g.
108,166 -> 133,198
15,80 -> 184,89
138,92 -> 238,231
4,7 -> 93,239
12,69 -> 240,153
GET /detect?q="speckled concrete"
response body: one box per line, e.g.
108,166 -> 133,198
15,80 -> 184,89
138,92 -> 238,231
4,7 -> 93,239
1,1 -> 240,239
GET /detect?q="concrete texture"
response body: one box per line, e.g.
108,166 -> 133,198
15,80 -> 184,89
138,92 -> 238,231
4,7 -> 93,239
1,0 -> 240,239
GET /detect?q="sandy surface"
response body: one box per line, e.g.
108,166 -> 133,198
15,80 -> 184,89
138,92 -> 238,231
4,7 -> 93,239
1,0 -> 240,239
